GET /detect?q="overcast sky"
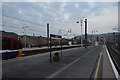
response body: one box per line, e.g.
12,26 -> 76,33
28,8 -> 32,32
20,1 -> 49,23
1,1 -> 118,37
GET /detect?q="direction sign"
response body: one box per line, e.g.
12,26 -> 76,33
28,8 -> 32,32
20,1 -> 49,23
50,34 -> 62,38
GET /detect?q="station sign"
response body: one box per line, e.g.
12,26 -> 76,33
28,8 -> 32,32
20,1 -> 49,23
49,34 -> 62,63
50,34 -> 62,38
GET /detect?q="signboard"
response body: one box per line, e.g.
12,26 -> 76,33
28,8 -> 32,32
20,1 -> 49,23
49,34 -> 62,63
50,34 -> 62,38
100,37 -> 104,41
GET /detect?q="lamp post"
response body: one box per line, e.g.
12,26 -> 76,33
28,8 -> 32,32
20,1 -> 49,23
66,29 -> 72,46
58,29 -> 62,46
23,26 -> 28,48
92,29 -> 98,45
113,28 -> 118,46
47,23 -> 49,48
84,19 -> 87,48
94,30 -> 98,42
76,17 -> 84,47
118,28 -> 120,47
73,34 -> 76,44
92,30 -> 94,45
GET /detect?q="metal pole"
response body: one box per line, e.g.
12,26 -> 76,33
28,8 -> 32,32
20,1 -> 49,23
84,19 -> 87,48
92,30 -> 93,46
81,20 -> 83,47
114,32 -> 115,46
25,35 -> 26,48
60,39 -> 62,60
113,32 -> 115,45
47,23 -> 49,47
23,26 -> 28,48
58,29 -> 61,46
94,30 -> 95,45
50,36 -> 52,63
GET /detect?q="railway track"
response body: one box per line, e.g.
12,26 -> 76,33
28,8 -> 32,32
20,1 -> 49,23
106,43 -> 120,75
23,45 -> 81,55
3,45 -> 82,60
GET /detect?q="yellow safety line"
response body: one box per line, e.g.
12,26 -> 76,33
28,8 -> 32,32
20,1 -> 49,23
94,53 -> 103,80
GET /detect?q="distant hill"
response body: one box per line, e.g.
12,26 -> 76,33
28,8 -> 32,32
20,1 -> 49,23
75,34 -> 100,39
75,32 -> 119,38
